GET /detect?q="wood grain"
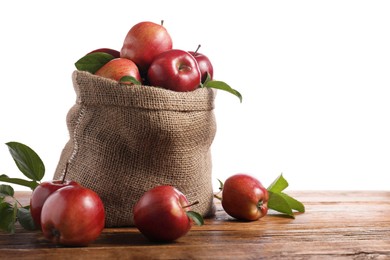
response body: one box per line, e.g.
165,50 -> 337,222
1,191 -> 389,259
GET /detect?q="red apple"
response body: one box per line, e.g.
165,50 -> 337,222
40,185 -> 105,246
94,57 -> 142,84
221,174 -> 269,221
120,21 -> 172,75
147,49 -> 201,92
189,45 -> 214,83
30,180 -> 79,229
133,185 -> 195,242
87,48 -> 120,58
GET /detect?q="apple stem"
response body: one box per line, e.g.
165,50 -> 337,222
213,194 -> 222,201
182,200 -> 199,209
161,20 -> 164,26
194,44 -> 201,54
62,162 -> 69,184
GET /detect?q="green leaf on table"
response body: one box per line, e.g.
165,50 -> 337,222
267,191 -> 294,218
0,184 -> 14,197
203,80 -> 242,103
0,175 -> 39,190
6,142 -> 45,182
75,52 -> 115,74
280,192 -> 305,213
119,76 -> 142,85
267,174 -> 289,193
17,207 -> 36,231
0,201 -> 17,233
186,211 -> 204,226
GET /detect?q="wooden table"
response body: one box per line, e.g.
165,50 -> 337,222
1,191 -> 389,259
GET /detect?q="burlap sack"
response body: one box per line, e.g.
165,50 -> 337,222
54,70 -> 217,227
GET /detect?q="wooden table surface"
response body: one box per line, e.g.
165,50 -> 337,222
1,191 -> 389,259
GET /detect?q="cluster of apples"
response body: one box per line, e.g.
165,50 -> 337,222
29,172 -> 268,246
83,20 -> 214,92
29,169 -> 203,246
29,170 -> 105,246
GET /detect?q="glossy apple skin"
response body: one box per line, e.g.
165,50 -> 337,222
88,48 -> 120,58
95,58 -> 142,84
189,51 -> 214,83
41,185 -> 105,247
120,21 -> 172,75
30,180 -> 79,229
221,174 -> 269,221
133,185 -> 192,242
147,49 -> 201,92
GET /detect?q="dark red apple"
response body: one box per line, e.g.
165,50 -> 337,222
94,57 -> 142,84
120,21 -> 172,75
30,180 -> 79,229
88,48 -> 120,58
189,45 -> 214,83
221,174 -> 269,221
133,185 -> 195,242
40,185 -> 105,246
147,49 -> 201,92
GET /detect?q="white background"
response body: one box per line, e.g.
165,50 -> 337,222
1,1 -> 389,191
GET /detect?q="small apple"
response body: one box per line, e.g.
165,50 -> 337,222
120,21 -> 172,75
221,174 -> 269,221
87,48 -> 120,58
94,57 -> 142,84
40,185 -> 105,246
189,44 -> 214,83
134,185 -> 200,242
147,49 -> 201,92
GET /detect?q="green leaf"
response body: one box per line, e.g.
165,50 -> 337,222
267,174 -> 289,193
280,192 -> 305,213
204,80 -> 242,103
119,76 -> 142,85
0,184 -> 14,197
186,211 -> 204,226
267,191 -> 294,218
0,201 -> 16,233
6,142 -> 45,182
75,52 -> 115,74
17,207 -> 37,231
0,175 -> 39,190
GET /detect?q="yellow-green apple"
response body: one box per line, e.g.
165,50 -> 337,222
30,180 -> 79,229
147,49 -> 201,92
221,174 -> 269,221
133,185 -> 198,242
88,48 -> 120,58
40,185 -> 105,246
189,45 -> 214,83
120,21 -> 172,75
94,57 -> 142,84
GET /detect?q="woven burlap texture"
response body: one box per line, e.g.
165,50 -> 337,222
54,71 -> 217,227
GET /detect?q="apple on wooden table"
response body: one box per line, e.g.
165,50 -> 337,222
133,185 -> 203,242
221,173 -> 269,221
40,185 -> 105,246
